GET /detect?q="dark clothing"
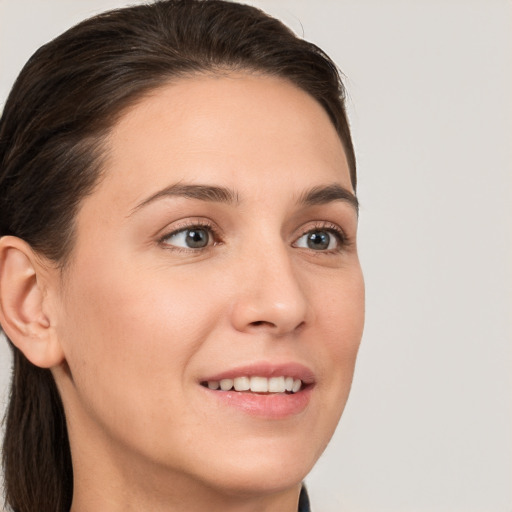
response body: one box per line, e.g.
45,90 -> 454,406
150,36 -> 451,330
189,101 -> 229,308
298,486 -> 311,512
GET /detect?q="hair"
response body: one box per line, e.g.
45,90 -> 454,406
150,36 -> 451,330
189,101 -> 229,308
0,1 -> 356,510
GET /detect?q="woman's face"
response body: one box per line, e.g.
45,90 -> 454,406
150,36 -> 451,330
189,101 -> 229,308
51,73 -> 364,498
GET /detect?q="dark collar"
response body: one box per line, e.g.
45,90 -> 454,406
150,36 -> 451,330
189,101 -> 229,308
298,485 -> 311,512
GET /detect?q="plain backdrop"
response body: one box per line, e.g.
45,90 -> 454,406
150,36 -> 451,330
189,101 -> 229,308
0,1 -> 511,511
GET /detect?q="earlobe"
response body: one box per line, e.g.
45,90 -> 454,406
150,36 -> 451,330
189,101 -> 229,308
0,236 -> 64,368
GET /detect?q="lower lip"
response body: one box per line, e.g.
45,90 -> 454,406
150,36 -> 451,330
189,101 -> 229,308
201,386 -> 313,419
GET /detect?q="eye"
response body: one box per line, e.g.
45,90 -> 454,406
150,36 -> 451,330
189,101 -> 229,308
295,228 -> 341,251
161,226 -> 212,249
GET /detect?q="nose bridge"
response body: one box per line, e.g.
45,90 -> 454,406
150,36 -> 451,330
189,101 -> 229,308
230,230 -> 309,335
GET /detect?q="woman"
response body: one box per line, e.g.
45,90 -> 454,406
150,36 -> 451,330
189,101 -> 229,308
0,1 -> 364,511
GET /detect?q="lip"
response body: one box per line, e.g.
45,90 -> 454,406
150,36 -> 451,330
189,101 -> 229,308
200,361 -> 316,384
199,362 -> 315,419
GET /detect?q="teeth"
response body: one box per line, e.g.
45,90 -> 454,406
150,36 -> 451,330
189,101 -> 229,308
233,376 -> 250,391
205,376 -> 303,393
220,378 -> 234,391
250,376 -> 268,392
268,376 -> 286,393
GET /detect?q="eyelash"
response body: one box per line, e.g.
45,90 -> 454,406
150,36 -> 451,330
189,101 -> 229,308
159,220 -> 219,253
295,222 -> 349,253
158,220 -> 349,254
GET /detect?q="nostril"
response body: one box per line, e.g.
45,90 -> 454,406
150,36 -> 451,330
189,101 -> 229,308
248,319 -> 306,332
250,320 -> 273,327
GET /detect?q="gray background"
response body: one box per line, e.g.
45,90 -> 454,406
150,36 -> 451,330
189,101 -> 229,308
1,1 -> 511,510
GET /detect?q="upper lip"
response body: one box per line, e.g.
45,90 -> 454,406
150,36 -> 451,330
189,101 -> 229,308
200,362 -> 316,385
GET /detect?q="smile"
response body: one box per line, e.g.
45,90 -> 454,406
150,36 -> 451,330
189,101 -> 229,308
202,376 -> 303,394
199,364 -> 314,418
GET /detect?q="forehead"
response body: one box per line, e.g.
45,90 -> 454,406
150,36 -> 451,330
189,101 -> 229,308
90,73 -> 352,214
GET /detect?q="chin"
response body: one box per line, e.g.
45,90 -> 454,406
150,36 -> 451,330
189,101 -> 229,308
202,466 -> 308,499
188,440 -> 319,498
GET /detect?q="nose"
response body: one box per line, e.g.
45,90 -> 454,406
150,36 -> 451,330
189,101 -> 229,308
230,242 -> 310,336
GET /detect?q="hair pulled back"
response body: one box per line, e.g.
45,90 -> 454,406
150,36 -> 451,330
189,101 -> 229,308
0,1 -> 356,510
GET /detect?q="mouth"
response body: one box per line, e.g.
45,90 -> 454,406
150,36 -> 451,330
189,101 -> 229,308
200,375 -> 305,394
198,363 -> 314,418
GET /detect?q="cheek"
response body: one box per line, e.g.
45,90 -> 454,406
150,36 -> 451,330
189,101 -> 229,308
56,255 -> 224,431
294,266 -> 364,462
62,253 -> 217,351
312,267 -> 365,392
314,264 -> 364,341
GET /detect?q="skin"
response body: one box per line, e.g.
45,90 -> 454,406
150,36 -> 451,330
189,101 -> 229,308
0,73 -> 364,511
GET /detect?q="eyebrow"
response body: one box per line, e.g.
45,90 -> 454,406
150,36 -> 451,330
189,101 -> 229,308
297,183 -> 359,214
129,181 -> 358,215
129,183 -> 239,215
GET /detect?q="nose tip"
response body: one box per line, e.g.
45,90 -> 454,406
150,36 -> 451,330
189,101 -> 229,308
230,260 -> 310,336
232,298 -> 307,336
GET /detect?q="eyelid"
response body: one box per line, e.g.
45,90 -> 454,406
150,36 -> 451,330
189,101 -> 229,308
158,218 -> 221,251
293,221 -> 350,251
156,218 -> 350,254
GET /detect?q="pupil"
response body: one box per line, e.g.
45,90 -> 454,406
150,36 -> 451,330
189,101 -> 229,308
186,229 -> 208,248
307,231 -> 330,250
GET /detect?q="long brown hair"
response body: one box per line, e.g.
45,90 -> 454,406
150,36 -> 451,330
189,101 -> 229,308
0,1 -> 356,510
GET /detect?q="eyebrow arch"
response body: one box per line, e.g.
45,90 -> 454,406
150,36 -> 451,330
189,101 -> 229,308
129,181 -> 358,216
129,183 -> 239,216
297,184 -> 359,214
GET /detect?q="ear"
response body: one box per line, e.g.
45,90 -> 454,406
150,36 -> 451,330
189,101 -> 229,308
0,236 -> 64,368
